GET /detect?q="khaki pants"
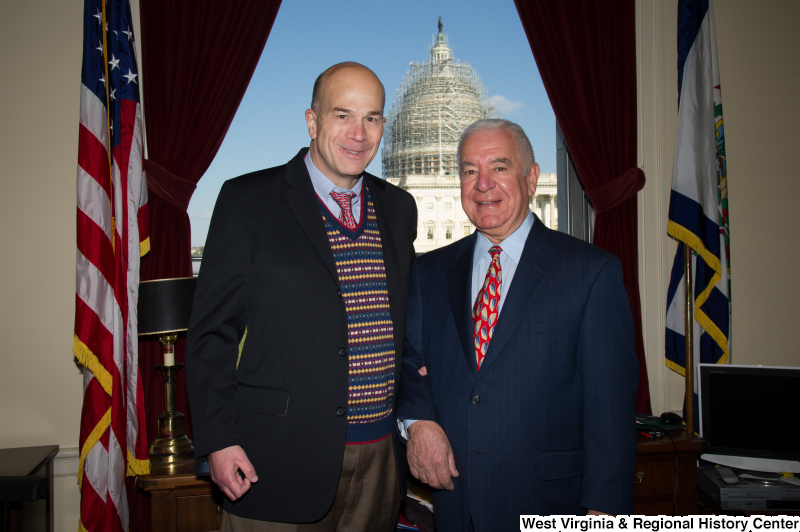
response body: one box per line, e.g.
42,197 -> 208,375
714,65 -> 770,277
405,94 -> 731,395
222,436 -> 401,532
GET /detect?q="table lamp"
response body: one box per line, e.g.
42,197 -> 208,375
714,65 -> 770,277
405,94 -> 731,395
138,277 -> 197,465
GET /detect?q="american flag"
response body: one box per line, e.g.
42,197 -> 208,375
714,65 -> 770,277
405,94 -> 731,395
74,0 -> 150,529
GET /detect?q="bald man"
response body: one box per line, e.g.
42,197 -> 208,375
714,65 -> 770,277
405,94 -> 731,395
187,62 -> 418,531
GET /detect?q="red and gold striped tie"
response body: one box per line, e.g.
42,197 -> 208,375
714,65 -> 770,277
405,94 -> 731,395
472,246 -> 502,369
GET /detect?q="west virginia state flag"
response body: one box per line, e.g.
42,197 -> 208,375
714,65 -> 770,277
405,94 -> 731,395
665,0 -> 731,385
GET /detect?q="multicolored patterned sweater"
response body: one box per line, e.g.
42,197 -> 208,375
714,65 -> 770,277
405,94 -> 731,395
321,189 -> 396,444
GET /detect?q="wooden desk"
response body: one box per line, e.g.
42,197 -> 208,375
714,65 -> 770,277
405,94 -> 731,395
634,429 -> 707,515
0,445 -> 58,532
138,460 -> 223,532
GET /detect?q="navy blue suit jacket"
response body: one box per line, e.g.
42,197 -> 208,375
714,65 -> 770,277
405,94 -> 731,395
396,216 -> 638,531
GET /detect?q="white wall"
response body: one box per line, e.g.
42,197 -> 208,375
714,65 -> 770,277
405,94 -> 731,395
1,1 -> 798,529
1,1 -> 84,530
638,0 -> 800,414
0,1 -> 140,530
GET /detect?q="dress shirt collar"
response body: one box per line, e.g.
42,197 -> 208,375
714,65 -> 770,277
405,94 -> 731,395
304,151 -> 364,199
472,211 -> 535,267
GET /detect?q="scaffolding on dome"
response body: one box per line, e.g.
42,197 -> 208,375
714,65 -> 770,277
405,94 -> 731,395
382,20 -> 499,180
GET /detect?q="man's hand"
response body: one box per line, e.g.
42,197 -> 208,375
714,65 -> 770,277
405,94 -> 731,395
208,445 -> 258,501
407,420 -> 458,490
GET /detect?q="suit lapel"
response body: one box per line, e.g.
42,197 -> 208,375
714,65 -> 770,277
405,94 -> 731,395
281,150 -> 340,284
474,217 -> 554,378
365,177 -> 403,352
281,156 -> 405,363
365,177 -> 400,297
447,234 -> 479,378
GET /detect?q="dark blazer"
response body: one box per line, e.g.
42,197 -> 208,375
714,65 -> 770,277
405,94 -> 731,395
186,149 -> 417,523
396,216 -> 638,531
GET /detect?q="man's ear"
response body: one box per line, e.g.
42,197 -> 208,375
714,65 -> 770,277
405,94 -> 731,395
528,162 -> 541,196
305,109 -> 317,140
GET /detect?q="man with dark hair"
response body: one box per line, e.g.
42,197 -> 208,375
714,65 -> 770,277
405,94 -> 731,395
187,62 -> 417,531
397,118 -> 638,530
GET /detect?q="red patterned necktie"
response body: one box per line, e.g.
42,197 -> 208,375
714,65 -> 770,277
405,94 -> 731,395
330,191 -> 357,230
473,246 -> 502,369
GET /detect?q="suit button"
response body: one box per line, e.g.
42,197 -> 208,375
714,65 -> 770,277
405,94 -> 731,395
471,395 -> 480,404
337,289 -> 343,298
336,407 -> 346,416
338,347 -> 347,357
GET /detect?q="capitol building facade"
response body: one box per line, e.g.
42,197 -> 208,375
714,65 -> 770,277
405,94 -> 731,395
382,20 -> 557,253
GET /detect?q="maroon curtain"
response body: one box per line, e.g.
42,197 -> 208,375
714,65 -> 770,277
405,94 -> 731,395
137,0 -> 281,447
514,0 -> 651,414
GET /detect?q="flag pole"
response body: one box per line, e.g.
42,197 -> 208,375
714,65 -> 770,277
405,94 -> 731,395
100,0 -> 116,255
683,245 -> 694,435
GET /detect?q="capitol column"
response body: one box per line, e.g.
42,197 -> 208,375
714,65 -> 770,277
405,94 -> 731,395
435,195 -> 442,247
416,195 -> 424,249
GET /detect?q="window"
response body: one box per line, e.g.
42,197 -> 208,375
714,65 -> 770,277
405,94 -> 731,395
445,225 -> 453,240
556,122 -> 593,242
186,7 -> 567,255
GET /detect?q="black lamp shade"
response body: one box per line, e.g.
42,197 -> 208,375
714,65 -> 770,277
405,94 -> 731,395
138,277 -> 197,336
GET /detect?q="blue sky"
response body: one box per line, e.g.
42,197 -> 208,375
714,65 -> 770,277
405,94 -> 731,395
188,0 -> 555,246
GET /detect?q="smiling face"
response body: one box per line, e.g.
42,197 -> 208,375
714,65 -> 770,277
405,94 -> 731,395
305,64 -> 386,188
459,127 -> 540,244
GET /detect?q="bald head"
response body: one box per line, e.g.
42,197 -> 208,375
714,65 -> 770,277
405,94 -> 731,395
310,62 -> 386,114
304,62 -> 386,188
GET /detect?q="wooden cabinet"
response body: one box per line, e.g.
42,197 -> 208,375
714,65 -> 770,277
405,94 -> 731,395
138,460 -> 223,532
634,429 -> 707,515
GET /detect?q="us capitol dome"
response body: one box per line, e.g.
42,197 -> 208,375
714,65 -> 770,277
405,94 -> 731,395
382,18 -> 557,253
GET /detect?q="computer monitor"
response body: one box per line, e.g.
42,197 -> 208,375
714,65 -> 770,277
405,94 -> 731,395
698,363 -> 800,474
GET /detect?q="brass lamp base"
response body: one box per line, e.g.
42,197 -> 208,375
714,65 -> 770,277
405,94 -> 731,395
149,410 -> 195,464
149,362 -> 194,466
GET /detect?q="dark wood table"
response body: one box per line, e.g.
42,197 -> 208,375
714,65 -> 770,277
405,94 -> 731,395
634,428 -> 708,515
0,445 -> 59,532
137,460 -> 223,532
